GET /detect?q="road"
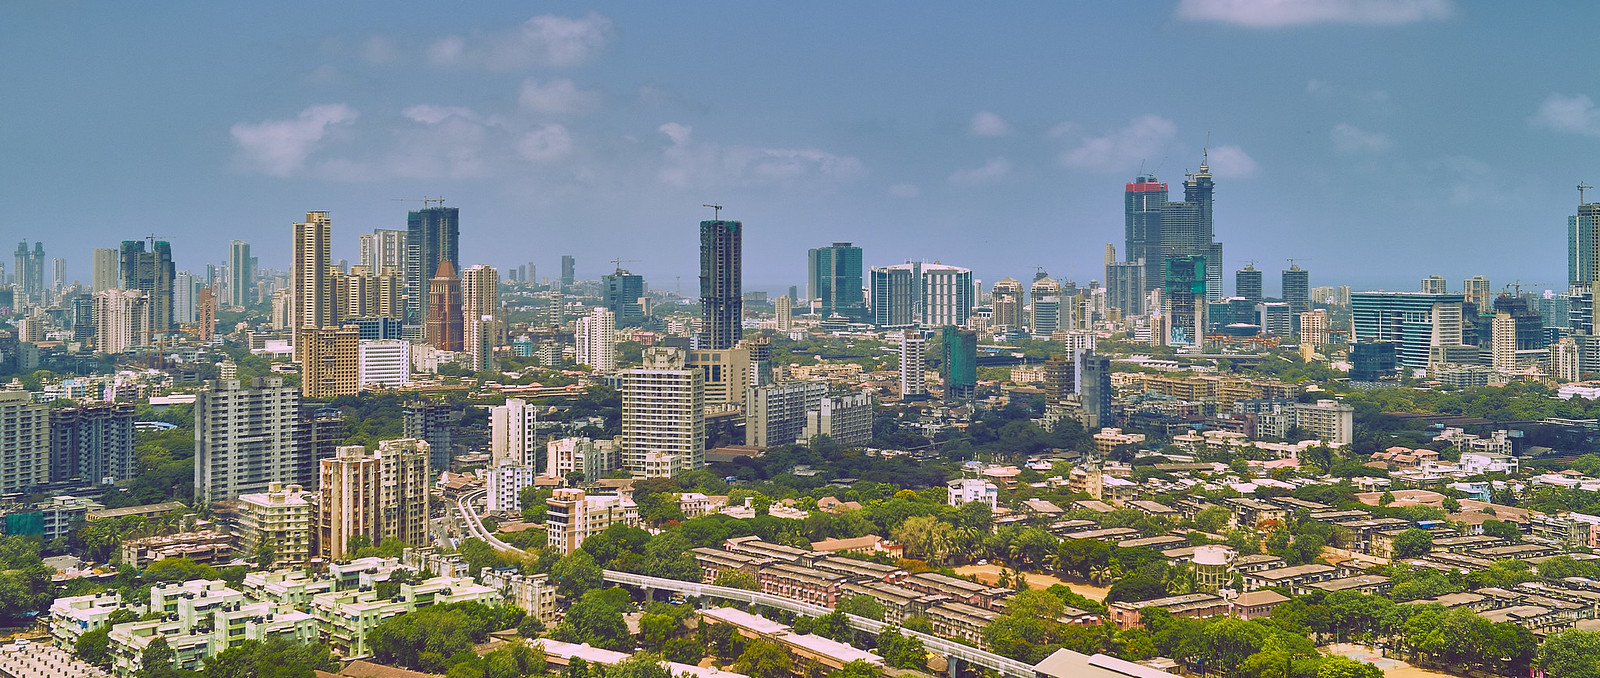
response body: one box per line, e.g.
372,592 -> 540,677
453,489 -> 1034,677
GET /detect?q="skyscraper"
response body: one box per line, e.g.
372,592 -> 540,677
461,264 -> 501,357
424,261 -> 463,351
773,295 -> 792,332
228,241 -> 253,307
1421,275 -> 1448,294
301,325 -> 359,399
807,242 -> 867,320
1236,265 -> 1263,303
1463,275 -> 1492,310
602,267 -> 646,327
292,212 -> 334,356
119,239 -> 175,331
870,263 -> 919,327
869,262 -> 974,328
91,248 -> 118,293
359,229 -> 407,274
1121,158 -> 1223,301
406,207 -> 459,324
942,326 -> 977,401
195,377 -> 313,504
12,241 -> 45,301
991,277 -> 1023,329
699,219 -> 742,349
196,287 -> 216,342
51,258 -> 65,291
1282,264 -> 1309,335
1163,255 -> 1208,347
1571,202 -> 1600,287
621,347 -> 704,476
93,289 -> 150,354
1351,292 -> 1464,369
899,330 -> 926,399
560,255 -> 575,292
575,306 -> 616,372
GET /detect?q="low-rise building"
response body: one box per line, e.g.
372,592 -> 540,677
47,592 -> 138,650
1108,593 -> 1228,630
1229,590 -> 1288,620
899,572 -> 1012,611
946,478 -> 998,509
757,563 -> 846,607
926,601 -> 1000,648
120,530 -> 232,568
234,482 -> 312,568
311,576 -> 500,658
480,570 -> 559,626
1243,564 -> 1339,594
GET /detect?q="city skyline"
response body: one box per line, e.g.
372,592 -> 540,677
10,2 -> 1600,295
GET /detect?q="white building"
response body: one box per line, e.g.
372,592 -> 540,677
486,462 -> 538,513
546,437 -> 620,482
490,397 -> 539,466
93,289 -> 150,355
545,488 -> 639,555
946,478 -> 998,510
899,330 -> 926,398
234,482 -> 312,568
1292,399 -> 1355,448
575,307 -> 616,372
357,339 -> 411,389
1460,452 -> 1519,475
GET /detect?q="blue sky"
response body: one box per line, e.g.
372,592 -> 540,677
4,1 -> 1600,298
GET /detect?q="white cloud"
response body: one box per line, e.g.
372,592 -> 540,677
1204,145 -> 1258,178
656,123 -> 863,189
519,78 -> 602,114
948,158 -> 1012,186
1532,93 -> 1600,137
362,36 -> 398,64
402,105 -> 476,125
1330,123 -> 1392,154
1060,115 -> 1177,173
429,13 -> 613,70
230,104 -> 358,176
518,125 -> 573,163
1045,121 -> 1078,139
969,112 -> 1010,137
889,183 -> 921,198
1175,0 -> 1453,27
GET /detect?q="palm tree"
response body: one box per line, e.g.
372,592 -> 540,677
1089,564 -> 1121,587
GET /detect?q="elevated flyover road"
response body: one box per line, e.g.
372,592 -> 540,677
456,489 -> 525,554
601,570 -> 1036,678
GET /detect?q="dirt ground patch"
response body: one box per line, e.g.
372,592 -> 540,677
951,563 -> 1112,602
1321,643 -> 1459,678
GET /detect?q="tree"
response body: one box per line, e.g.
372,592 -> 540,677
1193,506 -> 1231,534
1481,519 -> 1521,542
144,557 -> 218,583
891,516 -> 953,562
604,654 -> 673,678
735,640 -> 792,678
875,628 -> 926,669
831,661 -> 883,678
201,637 -> 336,678
714,570 -> 760,591
553,589 -> 631,651
835,594 -> 885,621
550,551 -> 603,598
637,613 -> 678,651
1538,629 -> 1600,678
1105,574 -> 1167,603
137,637 -> 177,678
1392,529 -> 1434,559
1312,655 -> 1383,678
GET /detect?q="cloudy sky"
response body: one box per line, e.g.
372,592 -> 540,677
5,1 -> 1599,297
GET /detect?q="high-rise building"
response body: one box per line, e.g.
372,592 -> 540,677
773,295 -> 792,332
688,342 -> 751,408
12,241 -> 45,301
870,264 -> 919,327
71,294 -> 94,343
560,255 -> 575,292
1491,312 -> 1517,370
316,440 -> 430,559
1349,342 -> 1398,382
489,398 -> 539,467
923,264 -> 974,327
292,212 -> 334,356
406,207 -> 460,325
195,378 -> 312,504
1553,336 -> 1581,381
1299,310 -> 1328,346
1351,292 -> 1464,369
1042,350 -> 1112,429
359,229 -> 407,274
699,219 -> 743,349
1283,264 -> 1309,335
575,307 -> 616,372
196,287 -> 216,342
486,462 -> 537,513
357,339 -> 410,390
0,392 -> 47,495
49,403 -> 133,485
546,488 -> 638,555
807,242 -> 867,320
51,257 -> 65,290
942,325 -> 977,401
173,272 -> 195,324
403,402 -> 453,473
869,262 -> 974,328
424,261 -> 463,351
1105,257 -> 1145,318
991,277 -> 1023,329
1123,159 -> 1223,301
92,248 -> 118,293
93,289 -> 149,354
620,347 -> 704,476
1463,276 -> 1492,311
1421,275 -> 1448,294
602,268 -> 646,327
228,241 -> 254,307
1570,202 -> 1600,287
462,265 -> 500,369
745,381 -> 826,447
1235,264 -> 1264,304
801,392 -> 875,446
1163,255 -> 1208,347
301,325 -> 359,399
235,482 -> 312,568
899,330 -> 925,399
119,239 -> 175,331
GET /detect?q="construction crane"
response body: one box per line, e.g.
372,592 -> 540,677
1241,259 -> 1258,270
1503,280 -> 1546,297
609,258 -> 640,273
1581,183 -> 1593,204
392,197 -> 447,209
1286,258 -> 1311,270
702,203 -> 724,219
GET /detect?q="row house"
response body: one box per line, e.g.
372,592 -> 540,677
693,547 -> 776,583
926,602 -> 1000,648
725,536 -> 811,563
757,563 -> 847,607
1307,575 -> 1392,596
1223,498 -> 1288,530
811,556 -> 905,583
1243,564 -> 1340,595
899,572 -> 1013,611
1108,593 -> 1229,630
839,581 -> 948,625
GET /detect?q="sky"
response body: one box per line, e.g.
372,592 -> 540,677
5,0 -> 1600,298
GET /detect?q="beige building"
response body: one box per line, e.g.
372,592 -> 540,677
461,264 -> 502,362
292,211 -> 335,362
235,482 -> 313,567
0,392 -> 47,495
301,325 -> 360,399
689,342 -> 751,408
545,488 -> 639,555
621,347 -> 704,475
317,440 -> 431,560
93,289 -> 150,355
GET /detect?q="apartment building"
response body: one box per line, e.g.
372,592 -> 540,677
234,482 -> 313,567
316,440 -> 431,560
545,488 -> 639,555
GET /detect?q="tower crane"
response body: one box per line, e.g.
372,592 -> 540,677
1581,183 -> 1593,204
1286,258 -> 1311,269
1503,281 -> 1546,297
702,203 -> 724,219
609,258 -> 640,273
392,197 -> 447,209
